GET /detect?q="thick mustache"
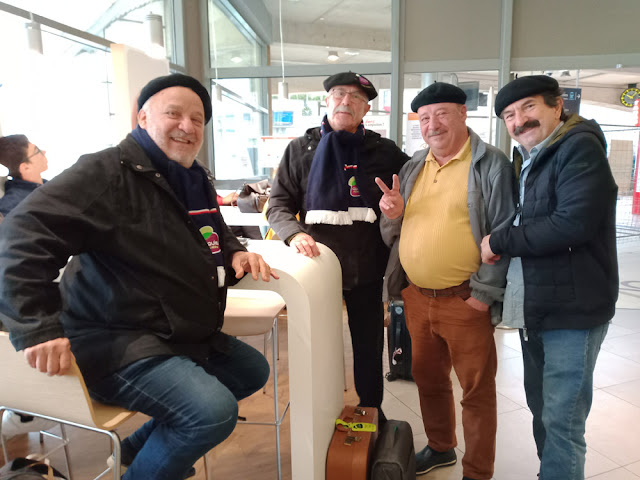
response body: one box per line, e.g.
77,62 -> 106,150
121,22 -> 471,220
333,105 -> 354,115
428,129 -> 445,137
514,120 -> 540,136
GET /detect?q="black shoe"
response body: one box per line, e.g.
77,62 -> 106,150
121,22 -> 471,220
416,445 -> 457,475
462,477 -> 479,480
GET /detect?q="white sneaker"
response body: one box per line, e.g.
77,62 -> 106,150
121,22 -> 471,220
1,411 -> 57,437
106,455 -> 128,474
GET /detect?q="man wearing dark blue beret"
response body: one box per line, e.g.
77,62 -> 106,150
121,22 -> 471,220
0,73 -> 278,479
267,72 -> 408,422
481,75 -> 618,480
378,82 -> 516,480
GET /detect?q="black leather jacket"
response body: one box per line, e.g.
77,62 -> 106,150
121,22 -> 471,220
0,135 -> 246,385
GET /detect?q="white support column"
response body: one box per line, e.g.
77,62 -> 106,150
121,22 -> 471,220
232,241 -> 344,480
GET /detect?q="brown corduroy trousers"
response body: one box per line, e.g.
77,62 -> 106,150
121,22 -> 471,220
402,283 -> 497,480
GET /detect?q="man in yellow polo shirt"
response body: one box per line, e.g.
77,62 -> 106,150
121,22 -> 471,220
377,82 -> 516,480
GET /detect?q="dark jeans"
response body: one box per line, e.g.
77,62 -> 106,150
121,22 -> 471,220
344,279 -> 385,409
521,323 -> 609,480
89,336 -> 270,480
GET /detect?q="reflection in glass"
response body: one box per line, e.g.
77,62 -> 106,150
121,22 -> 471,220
211,75 -> 393,180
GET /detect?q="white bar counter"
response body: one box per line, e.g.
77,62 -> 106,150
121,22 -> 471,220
231,240 -> 344,480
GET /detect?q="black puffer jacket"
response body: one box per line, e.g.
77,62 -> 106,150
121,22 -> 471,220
267,127 -> 409,289
0,135 -> 246,385
490,115 -> 618,330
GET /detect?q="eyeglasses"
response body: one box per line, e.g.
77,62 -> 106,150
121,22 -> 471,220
329,89 -> 368,104
27,146 -> 43,159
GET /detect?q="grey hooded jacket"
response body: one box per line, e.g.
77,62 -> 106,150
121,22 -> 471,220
380,128 -> 516,325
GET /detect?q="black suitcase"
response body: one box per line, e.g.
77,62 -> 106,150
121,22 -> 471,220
386,300 -> 413,381
371,420 -> 416,480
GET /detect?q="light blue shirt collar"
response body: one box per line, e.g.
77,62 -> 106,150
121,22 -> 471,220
517,121 -> 564,161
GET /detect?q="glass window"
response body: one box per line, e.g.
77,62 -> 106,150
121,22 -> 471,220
403,71 -> 500,154
208,0 -> 264,69
266,0 -> 392,67
211,78 -> 268,180
6,1 -> 174,61
207,0 -> 391,70
0,10 -> 114,178
102,1 -> 173,61
211,74 -> 393,180
5,0 -> 119,33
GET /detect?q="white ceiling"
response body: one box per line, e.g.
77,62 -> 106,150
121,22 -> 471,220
9,0 -> 640,95
263,0 -> 393,29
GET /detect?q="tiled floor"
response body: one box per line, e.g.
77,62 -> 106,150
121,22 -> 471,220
380,239 -> 640,480
2,241 -> 640,479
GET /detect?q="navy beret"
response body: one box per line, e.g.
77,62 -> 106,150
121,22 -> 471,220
137,74 -> 212,124
411,82 -> 467,112
323,72 -> 378,100
495,75 -> 559,117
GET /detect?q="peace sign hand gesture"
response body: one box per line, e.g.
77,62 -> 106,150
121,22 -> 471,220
375,174 -> 404,219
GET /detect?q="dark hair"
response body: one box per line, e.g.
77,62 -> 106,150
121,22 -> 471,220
541,87 -> 569,122
0,134 -> 30,179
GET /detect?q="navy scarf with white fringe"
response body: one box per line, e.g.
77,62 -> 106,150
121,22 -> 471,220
131,127 -> 226,283
305,115 -> 376,225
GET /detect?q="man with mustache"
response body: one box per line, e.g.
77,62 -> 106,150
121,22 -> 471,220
377,82 -> 515,480
0,74 -> 277,480
267,72 -> 408,421
481,75 -> 618,480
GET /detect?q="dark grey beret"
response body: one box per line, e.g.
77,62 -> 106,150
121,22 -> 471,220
411,82 -> 467,112
137,74 -> 212,124
495,75 -> 559,117
323,71 -> 378,100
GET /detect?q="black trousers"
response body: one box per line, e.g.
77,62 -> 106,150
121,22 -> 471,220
343,279 -> 385,409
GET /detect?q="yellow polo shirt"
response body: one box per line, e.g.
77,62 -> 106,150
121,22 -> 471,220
399,137 -> 480,289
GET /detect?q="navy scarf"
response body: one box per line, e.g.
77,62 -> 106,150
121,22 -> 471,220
131,127 -> 225,272
305,115 -> 376,225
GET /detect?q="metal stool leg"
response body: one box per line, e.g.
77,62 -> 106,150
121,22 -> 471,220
271,321 -> 282,480
59,423 -> 73,480
1,410 -> 9,464
202,453 -> 210,480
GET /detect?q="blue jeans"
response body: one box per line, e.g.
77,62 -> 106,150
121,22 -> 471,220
89,336 -> 270,480
520,323 -> 609,480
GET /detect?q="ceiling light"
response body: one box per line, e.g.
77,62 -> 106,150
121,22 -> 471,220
278,81 -> 289,99
144,13 -> 165,58
327,51 -> 339,62
26,20 -> 43,54
344,50 -> 360,56
231,56 -> 243,63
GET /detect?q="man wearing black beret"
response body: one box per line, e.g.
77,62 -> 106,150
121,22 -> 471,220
267,72 -> 408,421
481,75 -> 618,480
378,82 -> 516,480
0,73 -> 278,479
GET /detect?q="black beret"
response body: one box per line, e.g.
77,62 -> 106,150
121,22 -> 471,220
137,73 -> 212,124
411,82 -> 467,112
323,72 -> 378,100
495,75 -> 559,117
